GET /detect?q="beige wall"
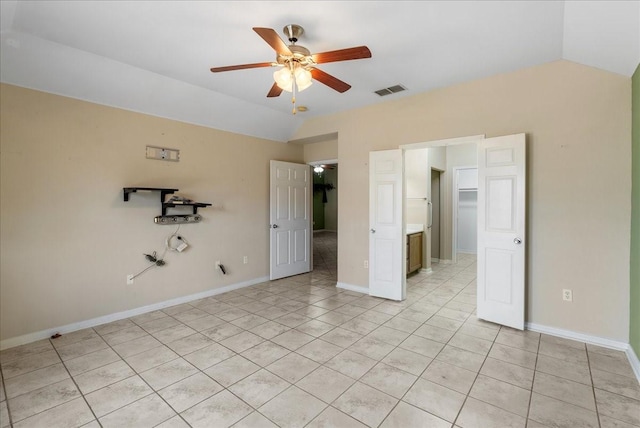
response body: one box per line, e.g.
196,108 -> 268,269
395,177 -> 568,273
406,148 -> 429,227
1,59 -> 633,344
302,139 -> 338,164
0,84 -> 303,342
406,148 -> 429,199
293,60 -> 632,341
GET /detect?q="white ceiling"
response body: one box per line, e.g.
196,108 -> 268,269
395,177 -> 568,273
1,1 -> 638,142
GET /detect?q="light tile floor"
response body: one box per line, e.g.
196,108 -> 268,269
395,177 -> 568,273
1,245 -> 639,427
312,231 -> 337,277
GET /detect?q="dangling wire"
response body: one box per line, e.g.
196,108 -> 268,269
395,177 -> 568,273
131,225 -> 181,279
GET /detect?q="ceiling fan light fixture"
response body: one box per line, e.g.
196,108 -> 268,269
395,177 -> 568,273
274,67 -> 293,91
314,165 -> 324,173
294,67 -> 313,91
273,63 -> 312,92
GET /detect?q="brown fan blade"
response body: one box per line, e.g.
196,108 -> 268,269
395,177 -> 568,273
310,68 -> 351,93
312,46 -> 371,64
210,62 -> 274,73
267,83 -> 283,98
253,27 -> 292,56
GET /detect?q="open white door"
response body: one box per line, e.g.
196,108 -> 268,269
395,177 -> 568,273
477,134 -> 526,329
270,160 -> 311,280
369,149 -> 405,301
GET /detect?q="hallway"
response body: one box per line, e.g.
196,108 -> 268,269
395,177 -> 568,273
313,231 -> 337,278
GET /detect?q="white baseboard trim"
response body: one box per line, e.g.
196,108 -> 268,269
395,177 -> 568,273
627,345 -> 640,381
0,276 -> 269,351
526,322 -> 628,350
431,258 -> 440,263
420,268 -> 433,274
437,259 -> 453,265
526,322 -> 640,383
336,282 -> 369,295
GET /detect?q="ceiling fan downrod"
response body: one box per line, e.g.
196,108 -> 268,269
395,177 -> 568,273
284,24 -> 304,44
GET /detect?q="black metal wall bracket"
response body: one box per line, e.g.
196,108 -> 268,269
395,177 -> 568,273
123,187 -> 178,202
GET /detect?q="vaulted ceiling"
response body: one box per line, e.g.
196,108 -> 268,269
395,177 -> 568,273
1,1 -> 638,142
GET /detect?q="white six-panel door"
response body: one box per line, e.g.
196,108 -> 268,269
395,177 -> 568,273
369,149 -> 405,301
269,160 -> 311,280
477,134 -> 526,329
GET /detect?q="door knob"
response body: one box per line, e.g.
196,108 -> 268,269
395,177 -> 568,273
514,237 -> 522,244
370,228 -> 376,234
272,224 -> 279,229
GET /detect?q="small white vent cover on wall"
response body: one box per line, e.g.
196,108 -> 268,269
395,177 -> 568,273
146,146 -> 180,162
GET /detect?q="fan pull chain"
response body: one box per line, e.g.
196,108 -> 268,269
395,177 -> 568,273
292,89 -> 297,115
291,62 -> 297,114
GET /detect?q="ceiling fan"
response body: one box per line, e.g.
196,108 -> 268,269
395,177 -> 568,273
312,163 -> 336,173
210,25 -> 371,112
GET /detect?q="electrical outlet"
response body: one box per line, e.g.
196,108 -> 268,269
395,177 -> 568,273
364,260 -> 369,269
127,274 -> 134,285
562,289 -> 573,302
243,256 -> 248,264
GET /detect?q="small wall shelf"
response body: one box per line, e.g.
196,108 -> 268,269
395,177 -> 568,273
123,187 -> 178,202
162,202 -> 212,216
123,187 -> 211,224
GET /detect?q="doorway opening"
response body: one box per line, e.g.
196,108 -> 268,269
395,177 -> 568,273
311,162 -> 338,278
430,168 -> 443,262
403,139 -> 480,274
370,133 -> 526,328
452,166 -> 478,261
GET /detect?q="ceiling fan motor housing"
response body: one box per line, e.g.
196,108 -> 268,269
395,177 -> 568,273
284,24 -> 304,43
277,44 -> 313,67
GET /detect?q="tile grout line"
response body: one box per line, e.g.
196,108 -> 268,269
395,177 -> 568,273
0,364 -> 13,428
524,329 -> 542,428
6,251 -> 637,428
585,344 -> 603,428
260,265 -> 473,426
99,306 -> 269,428
375,271 -> 483,427
5,260 -> 480,428
95,302 -> 269,425
534,338 -> 630,425
95,333 -> 189,428
449,319 -> 499,427
49,334 -> 103,428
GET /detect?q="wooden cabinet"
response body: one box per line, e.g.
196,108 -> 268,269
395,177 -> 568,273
407,232 -> 423,274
